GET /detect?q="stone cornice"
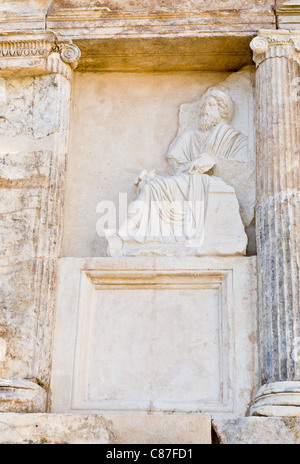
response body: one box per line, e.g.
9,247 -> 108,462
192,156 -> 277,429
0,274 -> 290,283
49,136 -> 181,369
0,7 -> 275,39
250,29 -> 300,66
0,12 -> 46,31
0,32 -> 55,58
0,31 -> 81,78
277,2 -> 300,30
46,7 -> 275,39
0,6 -> 275,73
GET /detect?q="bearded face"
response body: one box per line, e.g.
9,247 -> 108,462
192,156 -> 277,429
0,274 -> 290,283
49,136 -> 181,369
199,95 -> 222,132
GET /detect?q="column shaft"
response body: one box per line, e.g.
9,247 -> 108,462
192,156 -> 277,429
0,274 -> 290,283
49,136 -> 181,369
251,31 -> 300,416
256,55 -> 300,384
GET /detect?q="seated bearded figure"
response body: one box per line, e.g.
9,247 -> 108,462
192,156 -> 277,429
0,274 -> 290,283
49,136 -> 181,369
106,87 -> 248,257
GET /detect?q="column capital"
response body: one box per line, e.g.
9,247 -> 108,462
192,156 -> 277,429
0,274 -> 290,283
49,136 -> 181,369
250,29 -> 300,67
0,31 -> 81,79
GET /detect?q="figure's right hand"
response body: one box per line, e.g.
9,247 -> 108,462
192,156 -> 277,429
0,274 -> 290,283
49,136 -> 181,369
134,170 -> 148,187
188,155 -> 215,174
134,169 -> 156,188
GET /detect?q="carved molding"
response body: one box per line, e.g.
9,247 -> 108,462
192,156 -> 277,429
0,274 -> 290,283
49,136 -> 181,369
251,382 -> 300,417
277,2 -> 300,30
86,269 -> 228,290
46,7 -> 275,38
0,32 -> 81,78
250,29 -> 300,66
0,12 -> 46,30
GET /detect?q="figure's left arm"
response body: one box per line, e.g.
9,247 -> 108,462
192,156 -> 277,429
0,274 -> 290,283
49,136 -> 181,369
230,132 -> 249,163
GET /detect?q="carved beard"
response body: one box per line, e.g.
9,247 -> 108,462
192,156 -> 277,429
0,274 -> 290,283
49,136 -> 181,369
199,115 -> 221,132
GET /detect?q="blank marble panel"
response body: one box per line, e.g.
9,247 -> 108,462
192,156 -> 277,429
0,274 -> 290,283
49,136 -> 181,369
73,276 -> 231,412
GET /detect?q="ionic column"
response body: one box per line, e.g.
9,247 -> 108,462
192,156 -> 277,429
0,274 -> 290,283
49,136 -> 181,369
250,30 -> 300,416
0,32 -> 80,412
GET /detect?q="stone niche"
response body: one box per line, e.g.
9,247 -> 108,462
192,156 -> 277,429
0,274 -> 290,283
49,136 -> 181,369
50,66 -> 258,418
62,67 -> 256,258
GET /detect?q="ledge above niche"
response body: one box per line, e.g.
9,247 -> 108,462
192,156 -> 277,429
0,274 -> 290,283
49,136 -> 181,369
0,3 -> 275,72
45,6 -> 275,72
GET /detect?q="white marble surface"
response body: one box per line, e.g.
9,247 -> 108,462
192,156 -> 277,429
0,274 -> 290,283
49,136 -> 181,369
50,256 -> 258,418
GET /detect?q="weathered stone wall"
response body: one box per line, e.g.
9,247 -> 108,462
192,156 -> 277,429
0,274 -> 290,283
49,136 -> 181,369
0,0 -> 275,14
0,74 -> 71,390
0,0 -> 299,444
48,0 -> 274,11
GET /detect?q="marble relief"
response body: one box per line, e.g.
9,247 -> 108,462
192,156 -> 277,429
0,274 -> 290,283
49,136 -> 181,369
106,87 -> 249,257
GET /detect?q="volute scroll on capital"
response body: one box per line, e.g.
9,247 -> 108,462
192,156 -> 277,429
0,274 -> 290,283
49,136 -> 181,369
52,42 -> 81,70
250,30 -> 300,67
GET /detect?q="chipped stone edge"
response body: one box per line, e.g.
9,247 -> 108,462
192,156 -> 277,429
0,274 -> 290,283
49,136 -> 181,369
0,380 -> 47,413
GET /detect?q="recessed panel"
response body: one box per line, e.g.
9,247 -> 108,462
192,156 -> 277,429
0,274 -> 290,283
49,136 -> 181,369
71,269 -> 231,412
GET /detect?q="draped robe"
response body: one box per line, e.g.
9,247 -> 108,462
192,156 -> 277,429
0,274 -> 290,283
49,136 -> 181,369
123,123 -> 248,245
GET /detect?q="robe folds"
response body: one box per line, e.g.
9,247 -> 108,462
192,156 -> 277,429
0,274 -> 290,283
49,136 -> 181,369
125,123 -> 248,245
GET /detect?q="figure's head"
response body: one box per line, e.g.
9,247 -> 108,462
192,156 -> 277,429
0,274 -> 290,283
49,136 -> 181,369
199,88 -> 234,131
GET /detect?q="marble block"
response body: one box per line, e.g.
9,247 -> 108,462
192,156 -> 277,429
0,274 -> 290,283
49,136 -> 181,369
113,177 -> 247,257
50,256 -> 257,418
0,413 -> 211,444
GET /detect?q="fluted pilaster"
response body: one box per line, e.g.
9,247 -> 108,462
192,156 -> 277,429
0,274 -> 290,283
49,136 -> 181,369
250,30 -> 300,416
0,32 -> 81,412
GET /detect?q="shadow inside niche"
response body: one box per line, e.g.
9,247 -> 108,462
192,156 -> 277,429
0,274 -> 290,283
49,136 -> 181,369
246,218 -> 257,257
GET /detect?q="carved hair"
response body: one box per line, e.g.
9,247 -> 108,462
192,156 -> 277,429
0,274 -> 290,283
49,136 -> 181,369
200,88 -> 235,123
